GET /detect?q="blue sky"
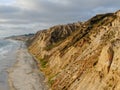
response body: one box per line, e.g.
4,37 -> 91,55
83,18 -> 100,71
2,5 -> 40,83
0,0 -> 120,37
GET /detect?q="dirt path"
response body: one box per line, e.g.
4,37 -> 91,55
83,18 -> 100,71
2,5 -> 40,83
8,43 -> 48,90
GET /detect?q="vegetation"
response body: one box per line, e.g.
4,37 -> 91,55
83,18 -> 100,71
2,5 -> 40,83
48,78 -> 54,86
48,73 -> 59,86
45,40 -> 63,51
28,10 -> 120,90
44,44 -> 55,51
39,58 -> 48,68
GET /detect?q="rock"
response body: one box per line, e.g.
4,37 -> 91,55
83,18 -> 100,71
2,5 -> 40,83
28,10 -> 120,90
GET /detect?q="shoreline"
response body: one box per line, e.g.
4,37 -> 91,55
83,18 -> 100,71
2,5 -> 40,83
8,42 -> 48,90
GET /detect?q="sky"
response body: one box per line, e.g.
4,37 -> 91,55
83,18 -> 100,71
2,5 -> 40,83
0,0 -> 120,37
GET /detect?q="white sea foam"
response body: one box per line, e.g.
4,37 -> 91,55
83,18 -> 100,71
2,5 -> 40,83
0,39 -> 21,90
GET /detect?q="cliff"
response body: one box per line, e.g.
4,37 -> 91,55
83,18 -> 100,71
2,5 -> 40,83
28,10 -> 120,90
5,34 -> 34,41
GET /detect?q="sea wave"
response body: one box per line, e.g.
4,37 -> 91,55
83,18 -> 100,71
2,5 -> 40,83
0,40 -> 20,56
0,39 -> 21,90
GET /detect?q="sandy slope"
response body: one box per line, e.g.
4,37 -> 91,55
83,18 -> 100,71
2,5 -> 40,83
8,43 -> 48,90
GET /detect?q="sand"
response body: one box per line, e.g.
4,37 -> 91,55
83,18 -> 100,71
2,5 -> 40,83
8,43 -> 48,90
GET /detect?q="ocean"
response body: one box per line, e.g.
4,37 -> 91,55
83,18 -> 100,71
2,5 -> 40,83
0,39 -> 21,90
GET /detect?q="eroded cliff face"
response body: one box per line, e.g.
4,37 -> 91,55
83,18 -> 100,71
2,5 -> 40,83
28,10 -> 120,90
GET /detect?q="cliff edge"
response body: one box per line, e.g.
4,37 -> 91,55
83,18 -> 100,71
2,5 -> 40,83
28,10 -> 120,90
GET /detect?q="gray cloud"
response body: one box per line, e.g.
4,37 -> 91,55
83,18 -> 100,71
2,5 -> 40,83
0,0 -> 120,37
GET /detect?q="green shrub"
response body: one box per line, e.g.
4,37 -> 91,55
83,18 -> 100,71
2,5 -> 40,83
44,44 -> 55,51
39,58 -> 48,68
48,78 -> 54,86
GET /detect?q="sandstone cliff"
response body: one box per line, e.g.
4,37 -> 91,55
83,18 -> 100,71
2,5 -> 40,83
28,10 -> 120,90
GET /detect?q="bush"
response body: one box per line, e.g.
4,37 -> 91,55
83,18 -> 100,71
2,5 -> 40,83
44,44 -> 54,51
39,58 -> 48,68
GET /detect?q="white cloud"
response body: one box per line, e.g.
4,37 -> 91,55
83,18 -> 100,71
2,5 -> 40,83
15,0 -> 38,10
0,0 -> 120,37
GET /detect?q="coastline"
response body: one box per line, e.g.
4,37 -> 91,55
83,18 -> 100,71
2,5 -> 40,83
8,42 -> 48,90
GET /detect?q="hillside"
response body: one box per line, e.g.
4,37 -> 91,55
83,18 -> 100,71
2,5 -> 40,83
28,10 -> 120,90
5,34 -> 34,41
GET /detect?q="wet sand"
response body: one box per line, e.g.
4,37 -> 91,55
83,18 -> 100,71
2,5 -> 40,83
0,40 -> 21,90
8,43 -> 48,90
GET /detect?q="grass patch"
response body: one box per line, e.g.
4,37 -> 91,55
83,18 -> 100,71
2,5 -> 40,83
48,73 -> 59,86
48,78 -> 54,86
44,44 -> 55,51
39,58 -> 48,68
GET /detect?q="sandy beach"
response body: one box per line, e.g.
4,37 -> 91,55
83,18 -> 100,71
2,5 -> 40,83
8,42 -> 48,90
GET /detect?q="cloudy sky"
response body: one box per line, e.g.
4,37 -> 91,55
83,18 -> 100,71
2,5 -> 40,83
0,0 -> 120,37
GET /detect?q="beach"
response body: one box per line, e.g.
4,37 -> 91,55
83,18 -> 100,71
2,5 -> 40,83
0,39 -> 21,90
8,42 -> 48,90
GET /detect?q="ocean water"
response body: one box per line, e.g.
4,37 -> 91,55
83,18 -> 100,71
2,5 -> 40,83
0,39 -> 21,90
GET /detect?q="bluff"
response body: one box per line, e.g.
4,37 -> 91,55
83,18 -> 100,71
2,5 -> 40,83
28,10 -> 120,90
5,34 -> 34,41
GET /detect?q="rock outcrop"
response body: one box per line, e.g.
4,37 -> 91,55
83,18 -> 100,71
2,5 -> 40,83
28,10 -> 120,90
